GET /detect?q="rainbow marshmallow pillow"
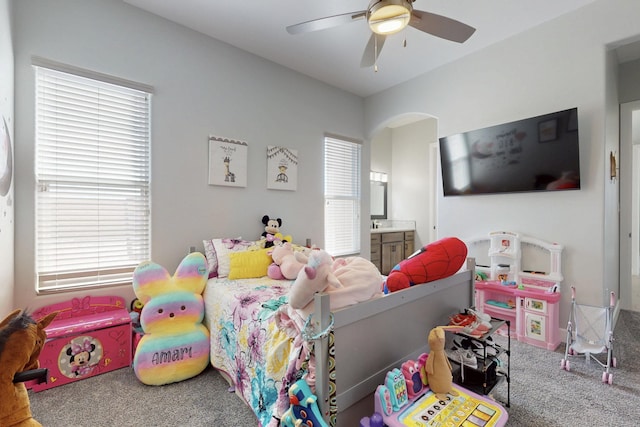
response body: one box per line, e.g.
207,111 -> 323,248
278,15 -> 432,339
132,252 -> 210,385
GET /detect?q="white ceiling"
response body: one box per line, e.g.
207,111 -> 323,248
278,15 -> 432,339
123,0 -> 633,98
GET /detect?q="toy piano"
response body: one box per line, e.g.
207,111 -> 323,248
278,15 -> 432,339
361,355 -> 508,427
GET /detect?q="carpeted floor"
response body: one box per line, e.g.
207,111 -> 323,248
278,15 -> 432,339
494,309 -> 640,426
28,310 -> 640,426
29,363 -> 256,426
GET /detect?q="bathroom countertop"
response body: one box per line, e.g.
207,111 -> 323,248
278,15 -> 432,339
370,227 -> 415,233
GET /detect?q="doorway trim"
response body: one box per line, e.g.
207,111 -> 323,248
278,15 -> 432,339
619,100 -> 640,311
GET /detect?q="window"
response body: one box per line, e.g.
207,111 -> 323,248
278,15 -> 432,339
34,62 -> 152,293
324,135 -> 361,256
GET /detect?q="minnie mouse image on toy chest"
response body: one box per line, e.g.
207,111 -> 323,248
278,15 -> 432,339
60,335 -> 102,378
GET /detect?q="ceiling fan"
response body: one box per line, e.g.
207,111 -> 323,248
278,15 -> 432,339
286,0 -> 476,69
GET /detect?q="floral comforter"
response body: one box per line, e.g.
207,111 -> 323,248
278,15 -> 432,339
203,276 -> 306,427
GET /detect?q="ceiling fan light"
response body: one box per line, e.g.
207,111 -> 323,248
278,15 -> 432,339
370,16 -> 408,34
368,2 -> 412,35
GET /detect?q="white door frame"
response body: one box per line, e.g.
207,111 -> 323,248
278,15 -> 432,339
429,142 -> 438,243
619,100 -> 640,310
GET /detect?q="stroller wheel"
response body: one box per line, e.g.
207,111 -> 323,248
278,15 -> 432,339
608,374 -> 613,385
602,372 -> 607,382
612,357 -> 617,368
560,359 -> 566,369
565,360 -> 571,371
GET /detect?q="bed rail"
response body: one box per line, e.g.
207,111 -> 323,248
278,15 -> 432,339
311,257 -> 476,425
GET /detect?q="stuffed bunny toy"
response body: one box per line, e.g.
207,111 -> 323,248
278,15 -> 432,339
132,252 -> 210,385
425,325 -> 461,400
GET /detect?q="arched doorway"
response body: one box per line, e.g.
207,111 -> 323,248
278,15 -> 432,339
369,112 -> 439,248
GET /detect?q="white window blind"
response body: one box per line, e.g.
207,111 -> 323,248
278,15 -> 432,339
324,136 -> 361,256
35,65 -> 151,293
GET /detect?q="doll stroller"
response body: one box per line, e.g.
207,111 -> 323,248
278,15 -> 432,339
560,286 -> 617,384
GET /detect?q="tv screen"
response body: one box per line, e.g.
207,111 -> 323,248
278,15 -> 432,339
439,108 -> 580,196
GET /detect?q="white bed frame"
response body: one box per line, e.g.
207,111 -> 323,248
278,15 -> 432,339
310,258 -> 475,425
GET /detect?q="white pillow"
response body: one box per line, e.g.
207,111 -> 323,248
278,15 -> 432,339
202,239 -> 219,278
203,238 -> 257,278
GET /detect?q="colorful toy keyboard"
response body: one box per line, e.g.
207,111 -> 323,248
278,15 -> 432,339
393,386 -> 505,426
367,357 -> 508,427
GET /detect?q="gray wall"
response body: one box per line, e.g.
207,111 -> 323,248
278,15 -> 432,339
370,117 -> 438,249
11,0 -> 640,322
0,0 -> 14,315
619,58 -> 640,103
390,119 -> 437,249
12,0 -> 365,309
365,0 -> 640,320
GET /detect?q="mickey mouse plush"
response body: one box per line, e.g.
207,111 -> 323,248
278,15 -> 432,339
262,215 -> 284,248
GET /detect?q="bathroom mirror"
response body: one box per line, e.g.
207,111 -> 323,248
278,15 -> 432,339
370,181 -> 387,219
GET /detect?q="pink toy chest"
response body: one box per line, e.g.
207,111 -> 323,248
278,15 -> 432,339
30,295 -> 132,391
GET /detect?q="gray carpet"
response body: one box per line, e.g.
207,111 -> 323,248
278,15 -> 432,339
492,309 -> 640,427
28,310 -> 640,426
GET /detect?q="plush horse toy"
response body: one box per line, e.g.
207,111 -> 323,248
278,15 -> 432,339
0,309 -> 58,427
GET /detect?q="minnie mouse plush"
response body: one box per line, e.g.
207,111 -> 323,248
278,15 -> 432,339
262,215 -> 285,248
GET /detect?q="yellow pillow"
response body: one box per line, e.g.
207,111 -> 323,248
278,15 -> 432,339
228,248 -> 272,279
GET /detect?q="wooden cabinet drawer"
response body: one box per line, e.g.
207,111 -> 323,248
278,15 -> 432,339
381,232 -> 404,243
382,242 -> 404,274
405,240 -> 415,257
404,231 -> 415,256
371,233 -> 381,245
370,244 -> 380,256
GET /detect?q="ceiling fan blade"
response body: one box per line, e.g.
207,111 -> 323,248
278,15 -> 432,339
409,10 -> 476,43
361,33 -> 387,68
286,11 -> 366,35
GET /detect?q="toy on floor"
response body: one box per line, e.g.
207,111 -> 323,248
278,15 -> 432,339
371,350 -> 508,426
132,252 -> 210,385
29,296 -> 132,392
281,379 -> 328,427
385,237 -> 468,293
373,382 -> 508,426
359,412 -> 384,427
561,286 -> 617,384
401,355 -> 428,399
129,298 -> 144,333
0,309 -> 58,427
426,325 -> 462,400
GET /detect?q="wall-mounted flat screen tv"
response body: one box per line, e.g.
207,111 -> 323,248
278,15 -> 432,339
439,108 -> 580,196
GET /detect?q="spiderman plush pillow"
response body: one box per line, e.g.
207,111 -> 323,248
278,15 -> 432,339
384,237 -> 467,293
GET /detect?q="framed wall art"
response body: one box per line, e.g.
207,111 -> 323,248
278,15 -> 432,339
538,118 -> 558,143
266,145 -> 298,191
208,136 -> 248,187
